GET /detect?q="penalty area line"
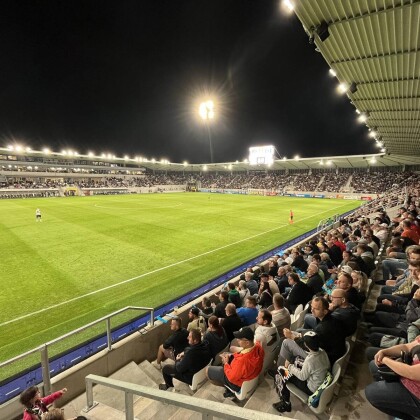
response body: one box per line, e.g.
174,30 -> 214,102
0,202 -> 352,328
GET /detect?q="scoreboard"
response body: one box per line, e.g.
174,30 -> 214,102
249,145 -> 275,165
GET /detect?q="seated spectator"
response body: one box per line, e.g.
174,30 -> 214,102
153,318 -> 189,370
254,309 -> 279,350
306,263 -> 324,295
354,244 -> 376,276
206,327 -> 264,398
19,386 -> 68,420
220,303 -> 243,342
237,296 -> 259,326
159,329 -> 212,390
275,265 -> 289,294
203,316 -> 229,359
272,331 -> 330,413
187,307 -> 207,334
365,336 -> 420,419
213,291 -> 229,318
337,272 -> 363,309
199,296 -> 214,325
271,293 -> 291,337
281,296 -> 346,365
258,281 -> 273,309
351,270 -> 369,304
284,272 -> 312,314
291,249 -> 309,273
237,280 -> 250,305
226,282 -> 241,308
244,271 -> 259,295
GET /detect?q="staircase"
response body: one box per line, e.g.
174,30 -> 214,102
62,359 -> 321,419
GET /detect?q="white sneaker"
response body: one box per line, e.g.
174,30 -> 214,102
152,361 -> 162,370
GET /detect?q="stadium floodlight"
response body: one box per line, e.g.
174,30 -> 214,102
281,0 -> 295,13
62,150 -> 67,155
282,156 -> 287,161
34,166 -> 38,170
337,83 -> 348,94
228,164 -> 232,170
88,151 -> 94,157
43,148 -> 51,155
15,145 -> 23,152
328,68 -> 336,77
370,157 -> 377,164
294,155 -> 300,161
25,147 -> 31,152
369,131 -> 377,138
124,155 -> 129,160
183,160 -> 188,166
7,144 -> 14,150
357,114 -> 368,123
320,160 -> 324,165
326,160 -> 332,166
355,109 -> 361,114
151,158 -> 156,163
203,165 -> 208,171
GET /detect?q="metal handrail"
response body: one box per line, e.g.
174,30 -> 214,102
0,306 -> 154,395
84,374 -> 283,420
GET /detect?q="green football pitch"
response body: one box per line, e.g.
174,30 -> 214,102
0,193 -> 361,368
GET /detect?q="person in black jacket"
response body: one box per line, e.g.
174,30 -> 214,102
159,329 -> 212,390
220,303 -> 243,342
284,273 -> 312,314
153,318 -> 189,370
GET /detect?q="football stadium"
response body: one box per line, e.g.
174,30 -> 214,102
2,1 -> 420,420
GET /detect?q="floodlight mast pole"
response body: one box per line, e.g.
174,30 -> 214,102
199,100 -> 215,163
206,120 -> 214,164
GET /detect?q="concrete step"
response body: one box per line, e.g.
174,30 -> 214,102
133,391 -> 179,419
80,401 -> 140,420
138,359 -> 163,385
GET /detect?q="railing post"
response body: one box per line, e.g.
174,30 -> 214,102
125,391 -> 134,420
106,317 -> 112,351
40,344 -> 51,396
150,309 -> 154,326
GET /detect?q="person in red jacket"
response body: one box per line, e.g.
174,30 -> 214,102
206,326 -> 264,398
19,386 -> 67,420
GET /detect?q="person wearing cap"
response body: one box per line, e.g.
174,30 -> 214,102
187,307 -> 206,334
272,331 -> 330,413
159,328 -> 212,391
206,327 -> 264,398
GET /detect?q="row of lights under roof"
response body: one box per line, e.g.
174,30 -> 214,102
4,144 -> 175,164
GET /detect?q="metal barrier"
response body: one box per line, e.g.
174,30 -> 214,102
84,374 -> 282,420
0,306 -> 154,397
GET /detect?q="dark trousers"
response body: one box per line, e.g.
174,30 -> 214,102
281,376 -> 311,403
365,380 -> 420,420
162,364 -> 190,388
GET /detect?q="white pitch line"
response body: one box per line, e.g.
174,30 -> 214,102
0,202 -> 353,327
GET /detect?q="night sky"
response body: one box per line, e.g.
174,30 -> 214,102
0,1 -> 376,163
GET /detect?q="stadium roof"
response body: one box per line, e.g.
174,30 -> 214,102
290,0 -> 420,157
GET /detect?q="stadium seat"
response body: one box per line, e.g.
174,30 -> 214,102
333,341 -> 350,370
290,304 -> 308,330
189,360 -> 213,391
225,375 -> 259,401
286,365 -> 341,414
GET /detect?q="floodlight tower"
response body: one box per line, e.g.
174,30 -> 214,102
199,100 -> 215,163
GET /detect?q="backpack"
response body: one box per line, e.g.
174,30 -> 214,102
307,371 -> 332,408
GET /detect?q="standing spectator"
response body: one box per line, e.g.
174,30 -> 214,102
20,386 -> 67,420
